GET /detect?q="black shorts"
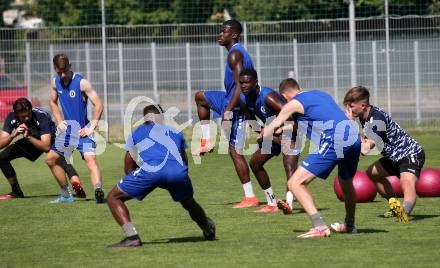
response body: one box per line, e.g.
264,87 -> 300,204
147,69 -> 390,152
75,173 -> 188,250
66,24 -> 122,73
0,138 -> 44,162
379,150 -> 425,178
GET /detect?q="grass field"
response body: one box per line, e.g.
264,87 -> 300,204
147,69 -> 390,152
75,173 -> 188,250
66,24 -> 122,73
1,133 -> 439,267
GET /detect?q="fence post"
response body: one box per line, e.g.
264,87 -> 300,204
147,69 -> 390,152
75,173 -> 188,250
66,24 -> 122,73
414,41 -> 421,124
25,42 -> 32,99
243,22 -> 248,50
220,46 -> 225,84
151,42 -> 159,103
118,42 -> 125,125
256,42 -> 261,83
372,41 -> 378,106
293,39 -> 298,80
49,44 -> 55,78
85,42 -> 93,120
332,42 -> 339,103
186,43 -> 192,124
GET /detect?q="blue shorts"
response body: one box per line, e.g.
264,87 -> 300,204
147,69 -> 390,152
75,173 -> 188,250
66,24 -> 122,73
300,141 -> 361,180
117,163 -> 193,202
51,133 -> 96,158
204,90 -> 246,149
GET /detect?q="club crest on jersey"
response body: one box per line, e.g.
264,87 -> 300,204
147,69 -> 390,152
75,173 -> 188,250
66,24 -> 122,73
69,90 -> 76,98
260,106 -> 266,114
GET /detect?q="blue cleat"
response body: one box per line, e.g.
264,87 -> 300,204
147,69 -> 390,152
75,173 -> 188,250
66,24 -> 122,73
48,194 -> 75,204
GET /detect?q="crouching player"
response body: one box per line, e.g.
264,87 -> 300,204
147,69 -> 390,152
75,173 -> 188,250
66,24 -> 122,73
262,79 -> 361,238
107,105 -> 216,247
239,69 -> 299,213
344,86 -> 425,222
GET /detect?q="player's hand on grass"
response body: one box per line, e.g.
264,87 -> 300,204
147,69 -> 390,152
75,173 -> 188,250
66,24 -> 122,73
79,126 -> 94,137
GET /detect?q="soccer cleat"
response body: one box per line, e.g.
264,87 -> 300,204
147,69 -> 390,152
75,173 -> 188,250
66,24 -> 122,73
388,198 -> 408,223
191,139 -> 215,156
0,191 -> 24,200
95,188 -> 105,204
232,197 -> 259,208
48,194 -> 74,204
255,204 -> 279,213
297,227 -> 331,239
109,235 -> 142,248
203,217 -> 216,241
276,199 -> 293,215
330,222 -> 358,234
71,181 -> 86,198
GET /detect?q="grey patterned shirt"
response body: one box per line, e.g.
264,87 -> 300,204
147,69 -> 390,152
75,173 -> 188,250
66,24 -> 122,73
360,106 -> 422,162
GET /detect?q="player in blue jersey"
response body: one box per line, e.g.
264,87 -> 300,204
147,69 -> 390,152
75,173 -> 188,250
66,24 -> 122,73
344,86 -> 425,222
194,20 -> 259,208
262,78 -> 361,238
46,54 -> 105,204
106,105 -> 216,247
238,69 -> 299,213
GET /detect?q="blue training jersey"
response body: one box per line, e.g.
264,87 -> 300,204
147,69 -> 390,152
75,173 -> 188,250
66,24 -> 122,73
55,73 -> 89,128
224,43 -> 253,105
125,123 -> 187,169
293,90 -> 360,157
240,86 -> 284,124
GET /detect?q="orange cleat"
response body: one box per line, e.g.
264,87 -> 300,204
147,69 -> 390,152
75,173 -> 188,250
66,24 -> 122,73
255,204 -> 279,213
276,199 -> 293,215
191,138 -> 215,156
71,181 -> 86,198
232,197 -> 259,208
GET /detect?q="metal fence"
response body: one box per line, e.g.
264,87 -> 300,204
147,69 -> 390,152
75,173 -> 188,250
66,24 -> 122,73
1,16 -> 439,140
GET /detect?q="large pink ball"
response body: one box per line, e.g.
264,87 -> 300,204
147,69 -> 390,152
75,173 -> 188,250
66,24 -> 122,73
334,171 -> 377,203
416,168 -> 440,197
385,176 -> 403,197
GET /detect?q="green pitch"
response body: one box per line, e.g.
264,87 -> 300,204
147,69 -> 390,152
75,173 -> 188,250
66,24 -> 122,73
1,133 -> 439,267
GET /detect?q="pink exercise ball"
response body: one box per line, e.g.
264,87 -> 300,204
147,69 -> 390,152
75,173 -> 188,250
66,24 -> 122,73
385,176 -> 403,197
334,171 -> 377,203
416,168 -> 440,197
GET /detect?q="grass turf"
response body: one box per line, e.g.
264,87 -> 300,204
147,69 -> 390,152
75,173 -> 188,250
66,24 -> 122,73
0,133 -> 439,267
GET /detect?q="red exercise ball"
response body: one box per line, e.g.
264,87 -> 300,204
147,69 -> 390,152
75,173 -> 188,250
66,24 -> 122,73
416,168 -> 440,197
334,171 -> 377,203
385,176 -> 403,197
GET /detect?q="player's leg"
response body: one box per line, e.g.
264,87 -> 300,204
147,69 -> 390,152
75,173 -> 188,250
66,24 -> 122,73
180,197 -> 216,240
399,150 -> 425,216
83,154 -> 105,203
229,146 -> 258,208
249,149 -> 278,212
45,150 -> 74,203
56,156 -> 86,198
106,186 -> 140,247
277,153 -> 299,214
193,90 -> 221,155
366,159 -> 395,199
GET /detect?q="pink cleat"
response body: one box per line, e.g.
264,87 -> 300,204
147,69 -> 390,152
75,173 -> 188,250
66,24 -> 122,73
232,197 -> 259,208
255,204 -> 279,213
192,139 -> 215,156
297,227 -> 331,239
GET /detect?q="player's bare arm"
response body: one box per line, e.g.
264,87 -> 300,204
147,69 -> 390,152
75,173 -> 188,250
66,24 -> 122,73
79,79 -> 103,137
24,132 -> 51,152
263,99 -> 304,139
49,78 -> 65,127
223,50 -> 244,119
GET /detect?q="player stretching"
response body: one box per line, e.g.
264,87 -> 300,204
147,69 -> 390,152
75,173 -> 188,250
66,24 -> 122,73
107,105 -> 215,247
262,79 -> 361,238
239,69 -> 298,213
194,20 -> 258,208
46,54 -> 105,203
344,86 -> 425,222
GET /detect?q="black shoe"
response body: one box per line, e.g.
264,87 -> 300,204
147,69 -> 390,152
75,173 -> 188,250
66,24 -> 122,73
203,217 -> 216,241
95,188 -> 105,204
109,235 -> 142,248
10,190 -> 24,198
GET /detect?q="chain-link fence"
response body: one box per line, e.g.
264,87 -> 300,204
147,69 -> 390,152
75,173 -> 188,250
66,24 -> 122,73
1,16 -> 439,140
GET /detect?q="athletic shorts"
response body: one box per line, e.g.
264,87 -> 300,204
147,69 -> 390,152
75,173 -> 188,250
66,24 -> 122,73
300,140 -> 361,180
51,132 -> 96,158
117,162 -> 193,202
0,138 -> 43,162
204,90 -> 246,149
379,150 -> 425,178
